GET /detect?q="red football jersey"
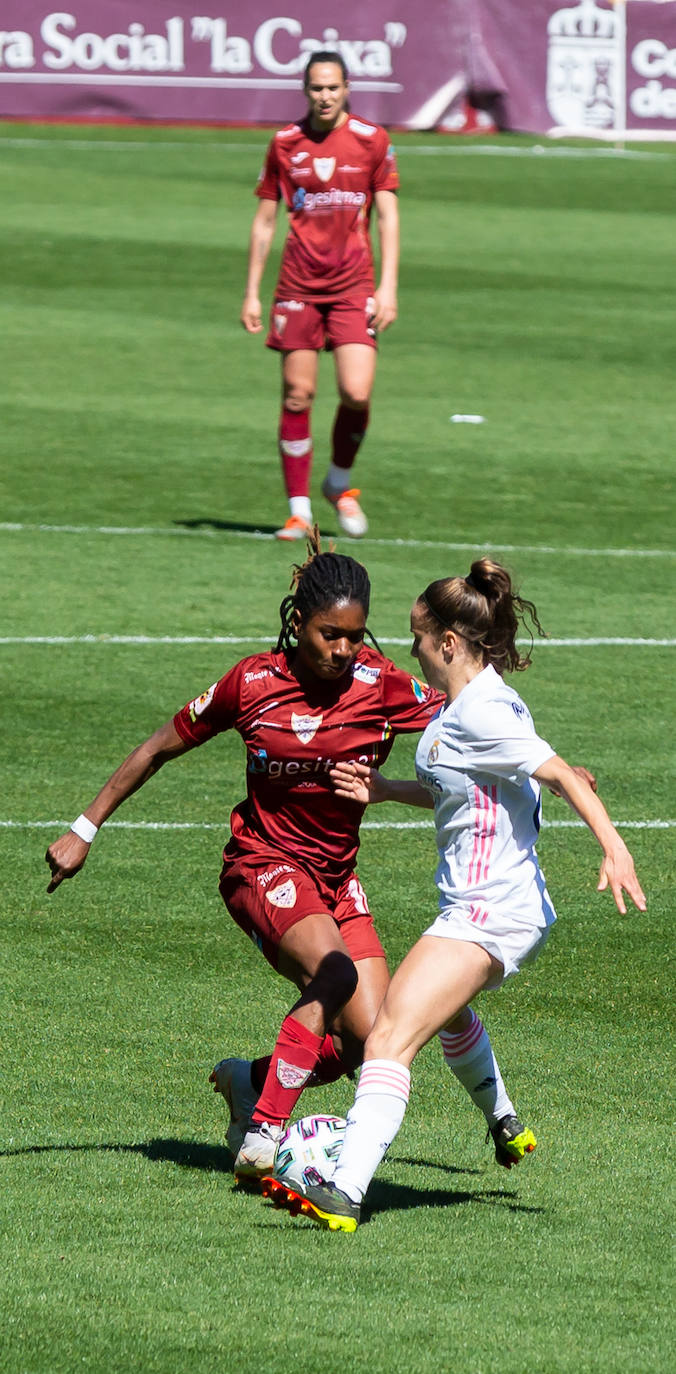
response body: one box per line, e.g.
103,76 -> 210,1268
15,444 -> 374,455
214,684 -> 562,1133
174,646 -> 440,886
256,115 -> 399,300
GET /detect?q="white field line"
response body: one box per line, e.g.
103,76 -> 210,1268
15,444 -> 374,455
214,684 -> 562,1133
3,818 -> 673,832
0,137 -> 668,161
1,634 -> 674,648
0,522 -> 673,560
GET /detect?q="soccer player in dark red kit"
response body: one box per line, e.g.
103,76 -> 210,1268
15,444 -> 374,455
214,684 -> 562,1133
44,534 -> 440,1181
241,51 -> 399,541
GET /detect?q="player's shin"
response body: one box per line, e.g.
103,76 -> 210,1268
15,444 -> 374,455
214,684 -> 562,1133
328,402 -> 370,481
279,407 -> 313,518
439,1011 -> 513,1126
331,1057 -> 410,1203
251,1014 -> 325,1128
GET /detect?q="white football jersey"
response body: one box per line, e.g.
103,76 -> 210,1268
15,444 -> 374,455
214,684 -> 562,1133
415,665 -> 557,926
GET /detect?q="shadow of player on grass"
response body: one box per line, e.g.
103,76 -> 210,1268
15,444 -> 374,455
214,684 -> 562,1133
176,517 -> 280,536
0,1138 -> 233,1173
1,1140 -> 544,1218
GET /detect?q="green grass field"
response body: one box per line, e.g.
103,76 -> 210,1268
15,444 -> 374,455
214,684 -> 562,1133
1,123 -> 674,1374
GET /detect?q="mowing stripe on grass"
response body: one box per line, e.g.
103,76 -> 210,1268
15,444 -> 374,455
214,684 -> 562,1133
1,635 -> 673,647
1,522 -> 673,559
0,136 -> 667,161
3,818 -> 673,831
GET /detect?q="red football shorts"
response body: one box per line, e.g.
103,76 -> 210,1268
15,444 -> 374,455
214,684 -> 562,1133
266,291 -> 378,353
219,853 -> 385,970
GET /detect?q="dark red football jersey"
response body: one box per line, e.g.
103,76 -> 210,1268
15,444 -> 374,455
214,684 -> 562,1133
174,647 -> 440,886
256,115 -> 398,300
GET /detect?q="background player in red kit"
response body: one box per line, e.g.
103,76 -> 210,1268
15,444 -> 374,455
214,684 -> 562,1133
240,52 -> 400,541
44,536 -> 439,1180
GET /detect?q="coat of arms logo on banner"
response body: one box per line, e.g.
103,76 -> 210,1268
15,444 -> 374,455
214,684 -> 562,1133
546,0 -> 625,131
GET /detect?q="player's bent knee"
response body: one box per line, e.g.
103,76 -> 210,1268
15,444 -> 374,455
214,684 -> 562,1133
310,951 -> 359,1018
338,392 -> 370,411
284,390 -> 315,411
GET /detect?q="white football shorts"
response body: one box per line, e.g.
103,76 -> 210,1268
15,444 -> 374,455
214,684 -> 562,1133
422,904 -> 553,988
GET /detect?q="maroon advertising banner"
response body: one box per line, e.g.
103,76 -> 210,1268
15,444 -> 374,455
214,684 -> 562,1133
473,0 -> 676,139
0,2 -> 468,128
0,1 -> 675,135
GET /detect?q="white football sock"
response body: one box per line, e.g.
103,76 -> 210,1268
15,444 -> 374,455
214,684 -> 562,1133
439,1010 -> 513,1128
289,496 -> 312,522
332,1059 -> 410,1204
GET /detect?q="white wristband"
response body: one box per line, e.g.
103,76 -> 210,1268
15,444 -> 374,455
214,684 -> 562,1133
70,814 -> 98,844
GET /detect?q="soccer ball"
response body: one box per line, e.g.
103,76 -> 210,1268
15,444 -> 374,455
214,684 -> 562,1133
272,1114 -> 346,1191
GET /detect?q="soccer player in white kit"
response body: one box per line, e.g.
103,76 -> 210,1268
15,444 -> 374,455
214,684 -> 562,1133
270,557 -> 646,1231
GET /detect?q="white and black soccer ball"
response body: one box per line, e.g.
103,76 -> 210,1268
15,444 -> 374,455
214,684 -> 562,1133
272,1114 -> 346,1191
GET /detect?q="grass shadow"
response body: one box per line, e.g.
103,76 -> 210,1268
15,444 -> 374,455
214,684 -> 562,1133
2,1142 -> 544,1217
389,1154 -> 483,1177
0,1138 -> 234,1173
175,517 -> 279,536
175,516 -> 342,540
367,1177 -> 544,1217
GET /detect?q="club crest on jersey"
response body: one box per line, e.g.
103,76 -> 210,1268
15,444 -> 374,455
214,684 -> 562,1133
189,683 -> 217,721
313,157 -> 335,183
266,879 -> 297,909
291,711 -> 323,743
427,741 -> 440,766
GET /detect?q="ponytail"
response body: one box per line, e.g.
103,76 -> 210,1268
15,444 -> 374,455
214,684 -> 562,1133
419,558 -> 546,674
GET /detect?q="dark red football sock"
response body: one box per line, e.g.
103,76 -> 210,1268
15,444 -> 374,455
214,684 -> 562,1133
279,407 -> 313,497
331,403 -> 370,471
251,1015 -> 324,1127
251,1033 -> 347,1096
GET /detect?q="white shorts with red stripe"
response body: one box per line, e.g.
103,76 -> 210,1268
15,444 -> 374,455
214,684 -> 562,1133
422,904 -> 552,989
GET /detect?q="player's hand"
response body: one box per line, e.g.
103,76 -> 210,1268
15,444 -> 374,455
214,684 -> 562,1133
547,763 -> 597,797
371,287 -> 397,334
330,760 -> 387,805
597,840 -> 646,914
45,831 -> 91,894
240,294 -> 264,333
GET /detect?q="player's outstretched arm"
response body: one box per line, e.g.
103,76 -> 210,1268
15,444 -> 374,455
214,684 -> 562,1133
533,755 -> 647,915
45,721 -> 193,894
372,189 -> 399,333
240,199 -> 278,333
331,760 -> 432,809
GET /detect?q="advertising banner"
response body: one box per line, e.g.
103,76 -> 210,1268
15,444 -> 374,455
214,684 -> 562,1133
472,0 -> 676,138
0,2 -> 675,135
0,2 -> 468,128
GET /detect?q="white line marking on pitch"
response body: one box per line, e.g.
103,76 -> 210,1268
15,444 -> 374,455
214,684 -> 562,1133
1,635 -> 674,648
0,522 -> 672,560
3,819 -> 673,832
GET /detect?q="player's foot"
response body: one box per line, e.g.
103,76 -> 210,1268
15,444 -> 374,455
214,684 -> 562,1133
233,1122 -> 285,1186
489,1114 -> 537,1169
321,480 -> 368,537
275,515 -> 313,541
284,1179 -> 361,1232
208,1057 -> 258,1157
261,1175 -> 298,1209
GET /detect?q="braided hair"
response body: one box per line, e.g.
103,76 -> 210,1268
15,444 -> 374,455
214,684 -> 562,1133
276,526 -> 381,653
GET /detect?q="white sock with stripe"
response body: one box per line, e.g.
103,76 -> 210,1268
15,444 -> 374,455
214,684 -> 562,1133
439,1010 -> 513,1128
332,1058 -> 410,1204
